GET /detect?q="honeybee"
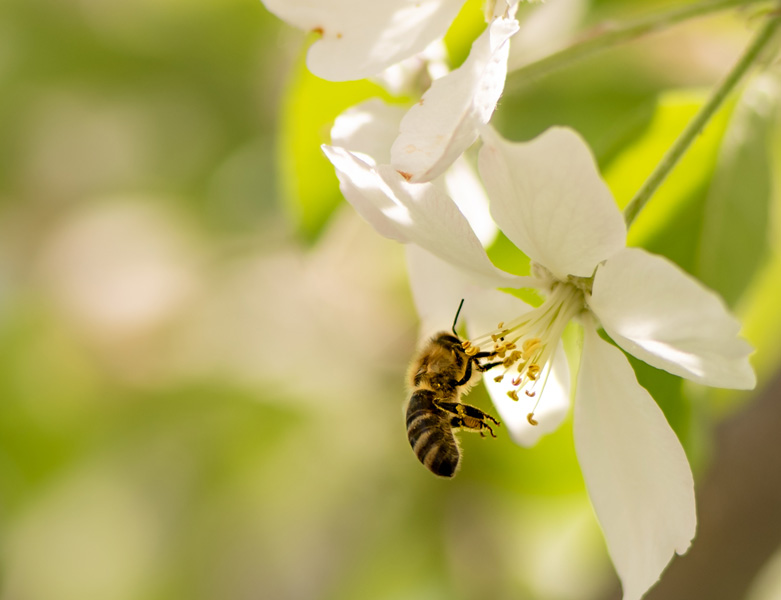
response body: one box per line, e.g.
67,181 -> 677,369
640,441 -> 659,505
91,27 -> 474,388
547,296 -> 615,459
405,301 -> 501,478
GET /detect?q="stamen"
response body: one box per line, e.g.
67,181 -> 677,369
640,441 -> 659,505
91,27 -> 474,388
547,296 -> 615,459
522,338 -> 542,359
526,361 -> 553,422
527,364 -> 541,380
465,277 -> 585,435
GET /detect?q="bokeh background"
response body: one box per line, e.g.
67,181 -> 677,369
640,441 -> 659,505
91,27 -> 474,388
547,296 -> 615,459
1,0 -> 781,599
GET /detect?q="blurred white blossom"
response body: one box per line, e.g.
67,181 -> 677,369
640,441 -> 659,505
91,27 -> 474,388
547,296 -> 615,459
259,0 -> 520,81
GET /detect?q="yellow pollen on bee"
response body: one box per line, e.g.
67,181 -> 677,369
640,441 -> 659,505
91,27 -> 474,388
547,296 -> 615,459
507,389 -> 520,401
527,413 -> 538,426
527,364 -> 541,380
462,340 -> 471,350
464,345 -> 480,356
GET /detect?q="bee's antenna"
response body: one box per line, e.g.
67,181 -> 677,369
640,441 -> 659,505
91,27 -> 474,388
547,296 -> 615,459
452,299 -> 465,337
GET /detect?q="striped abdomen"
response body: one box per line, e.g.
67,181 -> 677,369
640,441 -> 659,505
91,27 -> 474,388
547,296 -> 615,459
406,389 -> 460,478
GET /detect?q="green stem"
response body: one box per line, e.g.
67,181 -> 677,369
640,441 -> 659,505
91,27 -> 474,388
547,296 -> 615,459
506,0 -> 771,90
624,11 -> 781,226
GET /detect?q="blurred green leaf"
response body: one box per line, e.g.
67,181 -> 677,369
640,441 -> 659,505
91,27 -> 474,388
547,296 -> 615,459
603,90 -> 733,278
487,230 -> 531,276
741,251 -> 781,382
696,74 -> 778,308
496,47 -> 662,163
606,90 -> 732,227
278,44 -> 397,242
444,0 -> 485,68
735,95 -> 781,384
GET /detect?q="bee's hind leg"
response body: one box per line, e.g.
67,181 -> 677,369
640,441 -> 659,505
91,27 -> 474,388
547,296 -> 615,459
436,401 -> 500,438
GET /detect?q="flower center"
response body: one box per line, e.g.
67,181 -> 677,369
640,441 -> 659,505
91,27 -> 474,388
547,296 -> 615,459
464,277 -> 587,424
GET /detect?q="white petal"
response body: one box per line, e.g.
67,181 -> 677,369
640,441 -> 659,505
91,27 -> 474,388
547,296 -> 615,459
443,156 -> 499,247
330,99 -> 406,163
406,244 -> 482,339
589,247 -> 756,389
321,145 -> 408,242
463,289 -> 570,446
391,17 -> 520,182
261,0 -> 465,81
331,102 -> 500,248
373,39 -> 450,97
322,145 -> 517,285
575,323 -> 696,600
478,126 -> 627,279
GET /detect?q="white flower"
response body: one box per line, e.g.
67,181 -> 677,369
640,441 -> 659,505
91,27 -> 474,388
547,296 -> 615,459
268,0 -> 520,182
331,97 -> 499,246
323,124 -> 756,599
390,16 -> 519,182
259,0 -> 520,82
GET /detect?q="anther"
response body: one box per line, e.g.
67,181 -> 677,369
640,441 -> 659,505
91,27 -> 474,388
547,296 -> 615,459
497,322 -> 504,329
527,413 -> 538,426
511,376 -> 521,386
527,364 -> 541,380
522,338 -> 542,359
494,374 -> 504,383
507,389 -> 520,401
525,389 -> 536,397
